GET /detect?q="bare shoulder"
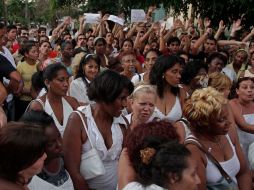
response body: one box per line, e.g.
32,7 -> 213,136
229,98 -> 239,108
64,96 -> 80,110
185,143 -> 207,166
28,95 -> 46,111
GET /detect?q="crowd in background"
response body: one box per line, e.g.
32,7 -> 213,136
0,6 -> 254,190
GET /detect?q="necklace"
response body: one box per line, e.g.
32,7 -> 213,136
197,135 -> 224,153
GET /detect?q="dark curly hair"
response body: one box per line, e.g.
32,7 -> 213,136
149,55 -> 182,97
124,120 -> 189,188
181,60 -> 207,85
87,70 -> 134,103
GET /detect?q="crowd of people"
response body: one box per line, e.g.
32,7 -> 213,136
0,5 -> 254,190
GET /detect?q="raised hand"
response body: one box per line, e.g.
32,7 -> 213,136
204,17 -> 211,28
232,19 -> 242,32
218,20 -> 226,31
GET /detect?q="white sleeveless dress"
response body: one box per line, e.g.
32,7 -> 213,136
79,105 -> 126,190
154,96 -> 182,122
44,97 -> 73,137
238,113 -> 254,159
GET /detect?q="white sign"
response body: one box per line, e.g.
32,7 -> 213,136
83,13 -> 100,24
166,17 -> 174,30
107,15 -> 125,26
131,9 -> 146,23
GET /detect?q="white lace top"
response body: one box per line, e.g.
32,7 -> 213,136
79,105 -> 126,190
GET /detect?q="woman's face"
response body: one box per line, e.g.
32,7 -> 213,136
131,92 -> 156,123
45,126 -> 63,160
104,88 -> 129,117
234,51 -> 247,67
208,57 -> 224,73
122,54 -> 137,73
169,157 -> 200,190
236,79 -> 254,102
83,59 -> 99,81
164,63 -> 182,87
144,51 -> 158,72
26,46 -> 39,61
48,69 -> 69,96
39,42 -> 51,55
217,86 -> 231,98
62,43 -> 74,58
212,105 -> 231,135
19,153 -> 47,179
122,41 -> 133,52
95,41 -> 106,55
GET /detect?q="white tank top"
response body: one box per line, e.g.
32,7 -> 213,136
44,97 -> 73,137
154,96 -> 182,122
79,105 -> 126,190
205,135 -> 240,184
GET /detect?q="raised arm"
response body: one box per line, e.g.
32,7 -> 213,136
214,20 -> 226,40
191,28 -> 212,55
242,28 -> 254,42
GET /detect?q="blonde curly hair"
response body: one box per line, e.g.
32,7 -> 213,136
183,87 -> 227,132
208,72 -> 232,93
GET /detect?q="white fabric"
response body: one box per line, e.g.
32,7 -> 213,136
131,73 -> 145,85
1,46 -> 16,102
79,105 -> 126,190
44,97 -> 73,137
205,135 -> 240,184
123,182 -> 166,190
238,113 -> 254,158
243,70 -> 254,78
154,96 -> 182,122
187,134 -> 241,184
69,77 -> 93,104
222,67 -> 237,82
28,174 -> 74,190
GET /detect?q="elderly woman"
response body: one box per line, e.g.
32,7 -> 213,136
63,70 -> 134,190
184,87 -> 251,190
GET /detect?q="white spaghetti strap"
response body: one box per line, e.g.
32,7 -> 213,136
73,110 -> 94,149
25,99 -> 45,112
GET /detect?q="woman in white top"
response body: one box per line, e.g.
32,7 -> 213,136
118,120 -> 200,190
28,64 -> 79,137
70,54 -> 100,105
229,77 -> 254,159
126,84 -> 157,130
21,110 -> 74,190
149,55 -> 186,123
184,87 -> 251,190
63,70 -> 134,190
131,49 -> 159,85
